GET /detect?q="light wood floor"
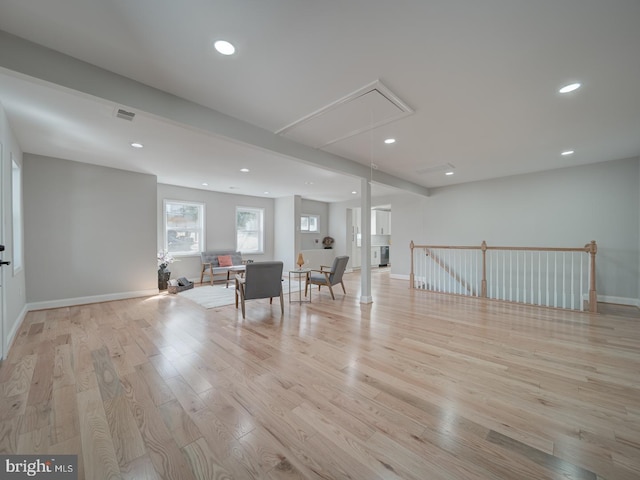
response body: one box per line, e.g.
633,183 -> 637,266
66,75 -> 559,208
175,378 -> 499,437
1,269 -> 639,479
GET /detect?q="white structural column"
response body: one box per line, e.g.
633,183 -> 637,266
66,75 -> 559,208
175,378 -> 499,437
360,177 -> 373,304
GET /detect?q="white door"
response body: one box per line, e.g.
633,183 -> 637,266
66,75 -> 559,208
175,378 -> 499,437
0,142 -> 4,360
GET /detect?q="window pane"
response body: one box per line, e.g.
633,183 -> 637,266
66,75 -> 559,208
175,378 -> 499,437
308,216 -> 318,232
164,201 -> 204,254
301,216 -> 309,231
236,207 -> 264,254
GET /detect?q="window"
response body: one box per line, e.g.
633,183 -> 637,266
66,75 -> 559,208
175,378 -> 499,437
236,207 -> 264,254
163,200 -> 205,255
12,157 -> 23,273
300,214 -> 319,233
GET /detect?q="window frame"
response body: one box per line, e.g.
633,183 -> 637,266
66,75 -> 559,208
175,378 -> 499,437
163,199 -> 205,256
236,206 -> 264,254
300,214 -> 320,233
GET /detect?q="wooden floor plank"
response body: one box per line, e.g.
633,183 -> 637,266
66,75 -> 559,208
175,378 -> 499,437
1,269 -> 638,480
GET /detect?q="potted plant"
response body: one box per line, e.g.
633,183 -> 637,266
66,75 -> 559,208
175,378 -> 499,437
157,250 -> 175,290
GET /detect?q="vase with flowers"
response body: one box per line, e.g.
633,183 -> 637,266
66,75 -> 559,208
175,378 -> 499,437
157,250 -> 175,290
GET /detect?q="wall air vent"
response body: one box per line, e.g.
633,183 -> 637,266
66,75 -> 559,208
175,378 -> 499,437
115,108 -> 136,121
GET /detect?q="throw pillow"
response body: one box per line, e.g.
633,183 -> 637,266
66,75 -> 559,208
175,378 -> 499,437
218,255 -> 233,267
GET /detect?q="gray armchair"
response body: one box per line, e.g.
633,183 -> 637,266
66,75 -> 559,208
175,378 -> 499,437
305,256 -> 349,300
235,261 -> 284,319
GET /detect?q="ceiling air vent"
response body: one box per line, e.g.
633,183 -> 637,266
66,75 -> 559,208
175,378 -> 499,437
415,163 -> 456,175
115,108 -> 136,121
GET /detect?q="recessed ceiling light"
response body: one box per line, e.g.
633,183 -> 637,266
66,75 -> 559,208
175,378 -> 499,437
445,171 -> 454,176
559,82 -> 581,94
561,150 -> 574,156
214,40 -> 235,55
263,191 -> 270,195
130,142 -> 143,148
384,138 -> 396,144
202,182 -> 209,186
351,191 -> 358,195
305,181 -> 314,185
240,168 -> 249,173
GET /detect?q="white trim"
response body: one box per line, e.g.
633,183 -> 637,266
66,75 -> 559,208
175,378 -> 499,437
163,199 -> 206,255
26,289 -> 158,311
390,273 -> 410,281
360,295 -> 373,304
5,304 -> 27,356
597,295 -> 640,308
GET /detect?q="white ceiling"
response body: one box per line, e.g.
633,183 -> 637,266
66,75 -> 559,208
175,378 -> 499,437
0,0 -> 639,203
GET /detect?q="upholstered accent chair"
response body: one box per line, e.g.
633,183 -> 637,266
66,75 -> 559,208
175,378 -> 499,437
305,255 -> 349,300
235,261 -> 284,319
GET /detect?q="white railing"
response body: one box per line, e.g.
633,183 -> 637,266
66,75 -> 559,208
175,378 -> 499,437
410,241 -> 598,312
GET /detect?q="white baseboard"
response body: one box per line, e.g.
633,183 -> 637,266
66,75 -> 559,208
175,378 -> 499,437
26,289 -> 159,311
597,295 -> 640,308
390,273 -> 410,281
360,295 -> 374,304
4,304 -> 28,358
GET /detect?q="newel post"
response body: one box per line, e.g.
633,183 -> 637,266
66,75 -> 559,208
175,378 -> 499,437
481,241 -> 487,298
409,240 -> 415,289
588,240 -> 598,313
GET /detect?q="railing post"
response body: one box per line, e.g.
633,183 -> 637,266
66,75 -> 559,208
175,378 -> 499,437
588,240 -> 598,313
481,241 -> 487,298
410,240 -> 415,289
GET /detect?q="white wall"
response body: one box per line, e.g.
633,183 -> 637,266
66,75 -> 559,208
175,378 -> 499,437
158,184 -> 276,279
24,155 -> 158,306
0,104 -> 27,358
273,196 -> 298,272
391,157 -> 640,303
300,199 -> 329,250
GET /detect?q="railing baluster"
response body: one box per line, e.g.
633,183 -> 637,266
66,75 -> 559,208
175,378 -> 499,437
580,252 -> 584,311
500,251 -> 504,300
571,252 -> 574,310
553,251 -> 557,307
537,252 -> 541,306
562,252 -> 567,308
516,251 -> 520,303
408,241 -> 596,312
546,253 -> 550,307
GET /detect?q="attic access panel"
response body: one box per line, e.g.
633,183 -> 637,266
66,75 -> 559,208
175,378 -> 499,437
276,80 -> 413,149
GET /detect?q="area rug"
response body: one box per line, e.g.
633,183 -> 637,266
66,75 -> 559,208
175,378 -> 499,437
178,280 -> 303,309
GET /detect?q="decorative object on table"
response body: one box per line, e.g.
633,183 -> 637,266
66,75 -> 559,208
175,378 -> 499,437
296,252 -> 305,269
322,236 -> 335,249
157,249 -> 175,290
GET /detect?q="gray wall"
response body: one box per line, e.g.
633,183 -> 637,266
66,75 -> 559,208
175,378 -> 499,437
274,196 -> 296,272
24,155 -> 157,304
300,198 -> 329,250
0,104 -> 26,358
391,157 -> 640,303
158,184 -> 275,279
